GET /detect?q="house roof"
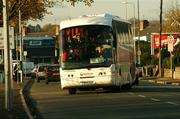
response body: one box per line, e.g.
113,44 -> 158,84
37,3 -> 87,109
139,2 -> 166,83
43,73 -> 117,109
138,21 -> 160,36
25,32 -> 56,37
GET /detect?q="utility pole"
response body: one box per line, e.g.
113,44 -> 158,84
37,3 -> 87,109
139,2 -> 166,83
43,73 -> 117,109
159,0 -> 163,77
137,0 -> 141,65
133,3 -> 136,64
3,0 -> 12,111
19,10 -> 23,83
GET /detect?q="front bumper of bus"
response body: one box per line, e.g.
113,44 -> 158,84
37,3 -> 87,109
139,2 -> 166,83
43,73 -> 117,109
61,75 -> 114,89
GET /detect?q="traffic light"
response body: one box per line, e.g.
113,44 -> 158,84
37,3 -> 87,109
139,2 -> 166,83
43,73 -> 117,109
140,20 -> 149,30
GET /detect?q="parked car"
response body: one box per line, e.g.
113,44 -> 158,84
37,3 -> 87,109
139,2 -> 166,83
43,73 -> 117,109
31,64 -> 39,78
45,64 -> 60,84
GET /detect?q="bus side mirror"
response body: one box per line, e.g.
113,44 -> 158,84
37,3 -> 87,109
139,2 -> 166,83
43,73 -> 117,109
111,64 -> 115,72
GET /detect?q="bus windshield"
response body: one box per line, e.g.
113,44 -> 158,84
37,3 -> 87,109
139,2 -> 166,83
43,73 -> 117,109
60,25 -> 113,69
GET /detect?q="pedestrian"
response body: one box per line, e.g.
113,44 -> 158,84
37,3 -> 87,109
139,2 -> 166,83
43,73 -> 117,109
13,64 -> 18,81
154,65 -> 159,77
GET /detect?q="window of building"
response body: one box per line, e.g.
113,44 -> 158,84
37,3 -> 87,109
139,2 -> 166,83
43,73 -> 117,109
30,41 -> 42,46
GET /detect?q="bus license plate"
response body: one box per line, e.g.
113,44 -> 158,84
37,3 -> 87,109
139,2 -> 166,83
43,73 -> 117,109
80,81 -> 94,85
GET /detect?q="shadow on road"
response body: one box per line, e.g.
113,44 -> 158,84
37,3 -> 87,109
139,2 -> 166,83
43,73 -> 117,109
23,78 -> 44,119
61,86 -> 180,96
131,86 -> 180,93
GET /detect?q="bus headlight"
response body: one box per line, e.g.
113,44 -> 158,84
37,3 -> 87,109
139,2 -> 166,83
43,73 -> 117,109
68,74 -> 74,77
99,72 -> 106,76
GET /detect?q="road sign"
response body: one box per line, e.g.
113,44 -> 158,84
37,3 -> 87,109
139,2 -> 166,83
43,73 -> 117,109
0,27 -> 15,49
23,51 -> 27,56
167,35 -> 174,52
137,50 -> 141,56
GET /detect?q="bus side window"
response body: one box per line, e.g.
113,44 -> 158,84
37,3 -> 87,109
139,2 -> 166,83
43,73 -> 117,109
113,33 -> 117,48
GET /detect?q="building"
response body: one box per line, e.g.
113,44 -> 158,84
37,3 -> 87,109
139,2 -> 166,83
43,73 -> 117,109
23,36 -> 56,64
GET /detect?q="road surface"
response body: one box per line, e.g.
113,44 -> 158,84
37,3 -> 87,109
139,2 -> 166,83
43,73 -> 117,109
28,79 -> 180,119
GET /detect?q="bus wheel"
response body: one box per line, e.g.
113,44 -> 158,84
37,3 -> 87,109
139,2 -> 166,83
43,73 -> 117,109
111,86 -> 121,92
135,77 -> 139,86
37,78 -> 40,83
122,83 -> 132,90
46,80 -> 49,84
68,89 -> 77,95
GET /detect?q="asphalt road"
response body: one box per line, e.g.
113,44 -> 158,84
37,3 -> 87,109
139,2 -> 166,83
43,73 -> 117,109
29,79 -> 180,119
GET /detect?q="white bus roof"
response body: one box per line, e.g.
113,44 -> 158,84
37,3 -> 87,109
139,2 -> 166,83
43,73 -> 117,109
60,13 -> 129,30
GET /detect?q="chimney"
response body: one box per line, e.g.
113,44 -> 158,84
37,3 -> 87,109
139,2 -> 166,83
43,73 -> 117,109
55,25 -> 60,36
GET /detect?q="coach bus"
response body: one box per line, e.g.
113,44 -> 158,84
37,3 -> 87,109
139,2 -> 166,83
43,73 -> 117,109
59,13 -> 137,94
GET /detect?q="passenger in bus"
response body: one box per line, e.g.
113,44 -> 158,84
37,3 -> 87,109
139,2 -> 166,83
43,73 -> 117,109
68,48 -> 81,61
62,50 -> 67,62
97,31 -> 111,40
96,46 -> 104,56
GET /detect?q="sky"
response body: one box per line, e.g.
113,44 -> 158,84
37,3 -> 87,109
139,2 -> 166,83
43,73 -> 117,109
29,0 -> 179,26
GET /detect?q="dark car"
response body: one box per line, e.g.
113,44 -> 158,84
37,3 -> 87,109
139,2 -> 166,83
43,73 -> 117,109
45,65 -> 60,84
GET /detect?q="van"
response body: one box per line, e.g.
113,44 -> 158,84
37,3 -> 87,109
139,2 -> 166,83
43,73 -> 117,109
23,62 -> 34,76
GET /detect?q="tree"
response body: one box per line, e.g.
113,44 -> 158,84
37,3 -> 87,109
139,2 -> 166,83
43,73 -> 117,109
61,0 -> 94,6
136,41 -> 152,66
42,23 -> 56,32
0,0 -> 94,26
164,6 -> 180,32
0,0 -> 56,26
27,24 -> 42,32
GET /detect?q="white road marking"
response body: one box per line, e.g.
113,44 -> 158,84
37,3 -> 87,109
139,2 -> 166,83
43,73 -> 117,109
166,101 -> 179,106
128,92 -> 135,95
171,93 -> 180,96
138,95 -> 146,98
150,98 -> 160,102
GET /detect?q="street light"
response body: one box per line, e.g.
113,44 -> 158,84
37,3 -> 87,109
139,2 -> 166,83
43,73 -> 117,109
122,0 -> 128,20
2,0 -> 12,111
137,0 -> 141,65
121,1 -> 136,64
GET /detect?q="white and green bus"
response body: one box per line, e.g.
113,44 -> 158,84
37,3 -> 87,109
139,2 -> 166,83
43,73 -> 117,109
59,14 -> 137,94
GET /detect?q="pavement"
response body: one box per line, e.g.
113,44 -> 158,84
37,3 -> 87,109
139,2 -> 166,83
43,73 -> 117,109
140,77 -> 180,86
0,80 -> 29,119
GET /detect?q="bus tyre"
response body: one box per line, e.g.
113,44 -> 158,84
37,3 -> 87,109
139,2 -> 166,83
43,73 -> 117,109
122,83 -> 132,90
68,89 -> 77,95
113,86 -> 121,92
126,83 -> 132,90
135,77 -> 139,86
46,80 -> 49,84
37,78 -> 40,83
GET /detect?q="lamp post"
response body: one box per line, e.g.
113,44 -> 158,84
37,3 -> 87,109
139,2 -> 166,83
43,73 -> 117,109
121,1 -> 136,64
137,0 -> 141,65
2,0 -> 12,111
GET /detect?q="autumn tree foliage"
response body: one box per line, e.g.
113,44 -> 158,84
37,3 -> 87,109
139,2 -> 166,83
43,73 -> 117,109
0,0 -> 94,26
62,0 -> 94,6
0,0 -> 55,26
164,6 -> 180,32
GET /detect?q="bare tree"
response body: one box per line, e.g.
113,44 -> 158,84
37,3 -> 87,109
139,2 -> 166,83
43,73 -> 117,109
42,23 -> 56,32
164,6 -> 180,32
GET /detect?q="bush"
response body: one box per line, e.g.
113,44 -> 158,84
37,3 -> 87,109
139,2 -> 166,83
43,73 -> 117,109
162,57 -> 170,68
